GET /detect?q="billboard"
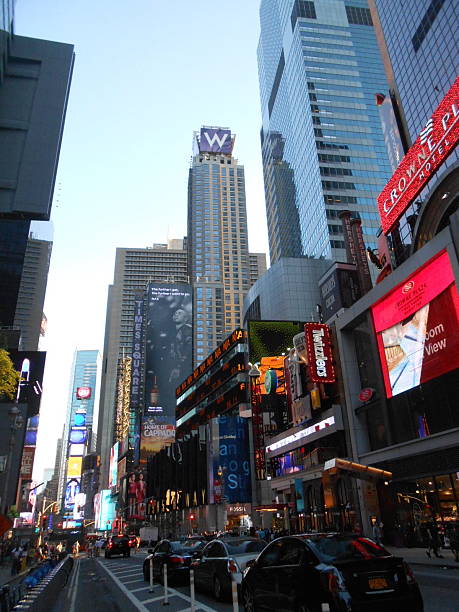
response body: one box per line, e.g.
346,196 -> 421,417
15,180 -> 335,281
248,321 -> 304,364
378,74 -> 459,234
144,283 -> 192,420
8,351 -> 46,416
304,323 -> 336,384
210,416 -> 251,504
98,489 -> 116,531
372,250 -> 459,397
64,477 -> 81,510
73,493 -> 86,520
319,262 -> 361,321
67,456 -> 82,478
108,442 -> 119,489
126,471 -> 146,520
199,127 -> 233,154
140,416 -> 175,461
69,428 -> 87,444
20,447 -> 35,478
76,386 -> 91,400
69,443 -> 85,456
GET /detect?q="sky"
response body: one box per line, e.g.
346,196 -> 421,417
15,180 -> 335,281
15,0 -> 270,482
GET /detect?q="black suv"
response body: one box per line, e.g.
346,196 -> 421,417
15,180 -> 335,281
105,535 -> 130,558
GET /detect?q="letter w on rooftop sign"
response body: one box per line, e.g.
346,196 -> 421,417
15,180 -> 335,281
378,74 -> 459,235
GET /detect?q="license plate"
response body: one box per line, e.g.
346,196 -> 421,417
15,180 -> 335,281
368,577 -> 388,590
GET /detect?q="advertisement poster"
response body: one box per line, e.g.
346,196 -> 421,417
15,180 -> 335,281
140,416 -> 175,461
199,127 -> 233,154
64,477 -> 81,510
372,250 -> 459,397
8,351 -> 46,416
126,471 -> 146,520
98,489 -> 116,531
67,456 -> 82,478
211,416 -> 251,504
144,283 -> 192,420
108,442 -> 119,489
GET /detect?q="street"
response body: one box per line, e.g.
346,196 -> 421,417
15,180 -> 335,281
49,551 -> 459,612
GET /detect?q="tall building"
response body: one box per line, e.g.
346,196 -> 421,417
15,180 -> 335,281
249,252 -> 268,287
257,0 -> 392,264
13,230 -> 52,350
97,241 -> 188,489
188,126 -> 266,366
58,350 -> 101,510
370,0 -> 459,257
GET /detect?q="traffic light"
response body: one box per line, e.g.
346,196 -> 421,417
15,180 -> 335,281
189,514 -> 195,521
41,515 -> 48,528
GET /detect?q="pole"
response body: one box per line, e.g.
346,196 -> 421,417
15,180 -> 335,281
162,563 -> 169,606
190,569 -> 196,612
231,579 -> 239,612
149,557 -> 154,592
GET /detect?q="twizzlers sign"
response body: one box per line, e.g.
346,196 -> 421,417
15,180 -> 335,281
304,323 -> 336,384
378,75 -> 459,234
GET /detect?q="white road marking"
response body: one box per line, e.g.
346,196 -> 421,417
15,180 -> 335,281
130,586 -> 150,593
69,558 -> 81,612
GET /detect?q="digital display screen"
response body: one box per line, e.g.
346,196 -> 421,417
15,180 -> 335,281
74,413 -> 86,427
69,428 -> 87,444
248,321 -> 304,364
372,250 -> 459,397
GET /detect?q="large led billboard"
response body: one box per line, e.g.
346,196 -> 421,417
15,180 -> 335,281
140,416 -> 175,461
247,321 -> 304,364
97,490 -> 116,531
8,351 -> 46,416
372,250 -> 459,397
378,74 -> 459,234
67,456 -> 82,478
199,127 -> 233,154
144,283 -> 192,421
108,442 -> 119,489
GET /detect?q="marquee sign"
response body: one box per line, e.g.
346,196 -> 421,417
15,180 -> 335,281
304,323 -> 335,384
199,127 -> 233,154
378,74 -> 459,234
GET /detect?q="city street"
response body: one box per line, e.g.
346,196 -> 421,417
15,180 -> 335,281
49,551 -> 459,612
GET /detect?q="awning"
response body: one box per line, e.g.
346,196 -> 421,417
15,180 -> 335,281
323,458 -> 392,481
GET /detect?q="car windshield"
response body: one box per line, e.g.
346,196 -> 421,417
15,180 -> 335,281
306,536 -> 389,562
225,539 -> 267,555
170,540 -> 204,553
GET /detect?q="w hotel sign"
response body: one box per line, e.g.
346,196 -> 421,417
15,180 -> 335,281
199,127 -> 233,154
378,75 -> 459,234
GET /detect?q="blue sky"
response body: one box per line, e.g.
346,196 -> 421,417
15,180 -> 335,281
15,0 -> 269,481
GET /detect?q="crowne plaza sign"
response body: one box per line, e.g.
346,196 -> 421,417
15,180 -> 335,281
378,74 -> 459,234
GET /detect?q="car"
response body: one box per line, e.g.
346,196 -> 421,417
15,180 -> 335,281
128,534 -> 137,548
241,533 -> 424,612
142,538 -> 207,585
105,535 -> 130,558
192,537 -> 267,601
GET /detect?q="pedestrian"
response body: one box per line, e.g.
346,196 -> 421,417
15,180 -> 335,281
135,535 -> 141,554
10,545 -> 23,576
447,525 -> 459,562
372,521 -> 382,545
426,523 -> 443,559
72,540 -> 80,557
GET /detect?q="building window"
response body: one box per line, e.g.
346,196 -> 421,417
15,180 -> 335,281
291,0 -> 316,31
412,0 -> 445,52
345,6 -> 373,26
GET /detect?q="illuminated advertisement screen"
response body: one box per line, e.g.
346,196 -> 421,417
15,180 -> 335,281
67,456 -> 82,478
144,283 -> 192,419
73,493 -> 86,520
76,386 -> 91,400
248,321 -> 304,364
108,442 -> 119,488
74,413 -> 86,427
210,416 -> 251,504
99,489 -> 116,531
64,478 -> 81,510
69,428 -> 87,444
69,444 -> 85,456
8,351 -> 46,416
93,492 -> 101,529
372,250 -> 459,398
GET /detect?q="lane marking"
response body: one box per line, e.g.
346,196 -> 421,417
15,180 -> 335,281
69,558 -> 81,612
130,586 -> 150,593
97,560 -> 150,612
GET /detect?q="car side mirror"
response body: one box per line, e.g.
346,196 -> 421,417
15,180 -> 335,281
148,549 -> 154,554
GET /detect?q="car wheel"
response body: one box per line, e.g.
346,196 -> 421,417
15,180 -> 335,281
213,575 -> 223,601
242,586 -> 256,612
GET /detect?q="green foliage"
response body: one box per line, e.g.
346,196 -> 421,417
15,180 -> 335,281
0,349 -> 19,400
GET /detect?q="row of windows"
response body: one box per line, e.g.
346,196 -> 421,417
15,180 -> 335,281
412,0 -> 444,52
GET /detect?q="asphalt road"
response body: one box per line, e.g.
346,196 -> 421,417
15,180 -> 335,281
51,551 -> 459,612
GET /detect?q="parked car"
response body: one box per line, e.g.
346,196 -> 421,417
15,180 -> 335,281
105,535 -> 130,559
241,533 -> 424,612
142,538 -> 206,585
192,537 -> 267,601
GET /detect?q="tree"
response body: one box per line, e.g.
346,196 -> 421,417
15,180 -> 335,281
0,349 -> 19,400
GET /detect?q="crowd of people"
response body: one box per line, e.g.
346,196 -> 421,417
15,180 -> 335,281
0,540 -> 67,577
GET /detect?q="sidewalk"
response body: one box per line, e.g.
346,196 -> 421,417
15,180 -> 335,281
385,546 -> 459,569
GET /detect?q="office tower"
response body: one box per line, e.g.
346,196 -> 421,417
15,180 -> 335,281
58,350 -> 101,510
370,0 -> 459,255
249,252 -> 268,287
13,230 -> 52,350
257,0 -> 392,264
97,241 -> 188,489
188,127 -> 266,366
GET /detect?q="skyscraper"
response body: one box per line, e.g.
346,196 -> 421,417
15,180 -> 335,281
257,0 -> 392,264
188,127 -> 266,366
97,241 -> 188,488
58,350 -> 101,510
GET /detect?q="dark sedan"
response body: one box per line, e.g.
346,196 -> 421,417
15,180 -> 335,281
104,535 -> 130,558
241,534 -> 423,612
192,537 -> 267,601
142,538 -> 206,585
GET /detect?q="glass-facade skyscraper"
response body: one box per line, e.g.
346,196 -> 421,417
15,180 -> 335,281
187,127 -> 266,366
258,0 -> 392,264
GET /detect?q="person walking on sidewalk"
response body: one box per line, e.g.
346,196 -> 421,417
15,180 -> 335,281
447,525 -> 459,562
426,522 -> 443,559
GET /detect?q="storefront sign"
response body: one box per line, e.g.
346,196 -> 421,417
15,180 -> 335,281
304,323 -> 335,384
378,75 -> 459,234
372,250 -> 459,397
266,416 -> 335,453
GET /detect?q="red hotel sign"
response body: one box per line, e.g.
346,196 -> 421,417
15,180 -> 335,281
304,323 -> 335,384
378,74 -> 459,234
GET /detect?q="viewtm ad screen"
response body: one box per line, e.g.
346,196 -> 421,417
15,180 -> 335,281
371,250 -> 459,398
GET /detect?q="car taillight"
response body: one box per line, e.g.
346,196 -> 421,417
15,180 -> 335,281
327,570 -> 345,594
108,543 -> 113,548
227,558 -> 239,573
170,555 -> 185,564
403,561 -> 416,584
